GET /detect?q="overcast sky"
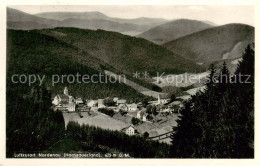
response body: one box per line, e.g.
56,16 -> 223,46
10,5 -> 254,26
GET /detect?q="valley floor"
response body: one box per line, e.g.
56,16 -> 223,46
63,110 -> 179,144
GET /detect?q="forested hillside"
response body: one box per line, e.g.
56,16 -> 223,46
138,19 -> 213,44
39,28 -> 204,76
163,24 -> 254,64
7,30 -> 148,101
6,84 -> 65,157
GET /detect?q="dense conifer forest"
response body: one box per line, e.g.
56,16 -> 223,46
170,45 -> 254,158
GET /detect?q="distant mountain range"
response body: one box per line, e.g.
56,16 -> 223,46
7,8 -> 167,35
163,24 -> 254,64
7,7 -> 59,29
58,18 -> 151,33
35,11 -> 110,21
137,19 -> 214,45
35,11 -> 168,26
6,7 -> 255,75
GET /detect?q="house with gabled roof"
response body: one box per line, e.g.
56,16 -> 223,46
98,99 -> 106,108
117,99 -> 126,105
75,98 -> 84,105
121,125 -> 136,136
87,100 -> 98,107
127,103 -> 138,112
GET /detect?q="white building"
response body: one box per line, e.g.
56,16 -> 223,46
116,103 -> 128,112
87,100 -> 98,107
75,98 -> 84,105
52,87 -> 76,112
148,100 -> 159,106
122,125 -> 136,136
127,103 -> 138,112
98,99 -> 106,108
117,99 -> 126,105
113,97 -> 119,102
137,110 -> 147,122
142,114 -> 147,122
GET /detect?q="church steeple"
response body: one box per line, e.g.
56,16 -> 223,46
64,87 -> 69,96
158,94 -> 161,105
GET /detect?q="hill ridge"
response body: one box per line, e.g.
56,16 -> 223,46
39,27 -> 204,76
137,19 -> 213,45
7,7 -> 165,34
163,23 -> 254,64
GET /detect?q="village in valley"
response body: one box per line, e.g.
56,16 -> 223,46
52,87 -> 185,144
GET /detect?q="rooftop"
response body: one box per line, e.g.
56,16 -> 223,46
59,94 -> 69,100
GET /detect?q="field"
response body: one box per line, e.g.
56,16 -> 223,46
185,86 -> 206,95
105,70 -> 165,98
152,72 -> 209,87
63,111 -> 128,131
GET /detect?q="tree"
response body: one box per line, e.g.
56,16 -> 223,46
98,108 -> 115,117
218,61 -> 230,89
170,100 -> 198,157
146,105 -> 152,114
119,109 -> 127,116
146,114 -> 153,121
142,98 -> 149,108
131,117 -> 141,125
152,106 -> 158,115
143,132 -> 149,139
233,44 -> 254,157
103,98 -> 116,106
205,64 -> 217,91
6,85 -> 65,157
170,45 -> 254,158
152,85 -> 162,92
170,94 -> 176,102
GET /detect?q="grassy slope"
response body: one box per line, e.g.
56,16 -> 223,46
163,24 -> 254,63
137,19 -> 213,45
39,27 -> 204,76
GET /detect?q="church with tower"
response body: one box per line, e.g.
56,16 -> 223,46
52,87 -> 76,112
158,94 -> 170,105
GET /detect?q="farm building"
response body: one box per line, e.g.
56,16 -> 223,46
121,125 -> 136,136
